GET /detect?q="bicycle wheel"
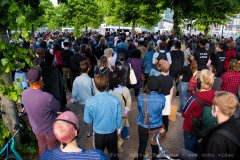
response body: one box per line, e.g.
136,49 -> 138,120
5,154 -> 18,160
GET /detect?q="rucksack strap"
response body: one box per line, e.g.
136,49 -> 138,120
216,129 -> 240,146
121,94 -> 126,106
192,95 -> 205,108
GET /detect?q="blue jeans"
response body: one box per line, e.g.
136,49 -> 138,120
179,82 -> 189,112
183,131 -> 198,153
14,72 -> 29,89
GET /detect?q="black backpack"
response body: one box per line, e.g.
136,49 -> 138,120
157,51 -> 167,61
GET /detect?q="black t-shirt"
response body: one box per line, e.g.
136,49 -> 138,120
194,47 -> 210,70
61,49 -> 74,68
212,52 -> 226,77
178,65 -> 193,82
155,74 -> 174,95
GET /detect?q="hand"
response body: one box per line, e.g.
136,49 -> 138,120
123,108 -> 129,115
117,129 -> 122,136
70,98 -> 75,104
122,113 -> 128,118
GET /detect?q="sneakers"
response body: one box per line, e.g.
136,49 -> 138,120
125,135 -> 130,139
176,112 -> 182,116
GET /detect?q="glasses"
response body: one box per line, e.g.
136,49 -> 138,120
127,39 -> 131,42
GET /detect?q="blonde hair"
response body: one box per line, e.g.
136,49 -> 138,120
213,91 -> 239,117
198,69 -> 214,90
104,48 -> 113,58
99,37 -> 106,44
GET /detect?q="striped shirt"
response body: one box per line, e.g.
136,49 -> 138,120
40,148 -> 109,160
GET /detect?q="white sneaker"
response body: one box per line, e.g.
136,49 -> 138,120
125,135 -> 130,139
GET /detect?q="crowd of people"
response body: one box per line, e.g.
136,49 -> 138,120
14,30 -> 240,159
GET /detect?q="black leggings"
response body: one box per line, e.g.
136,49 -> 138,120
137,125 -> 159,160
162,116 -> 169,132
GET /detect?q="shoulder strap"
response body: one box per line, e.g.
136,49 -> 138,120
192,94 -> 205,108
144,94 -> 151,133
216,129 -> 240,146
121,94 -> 126,106
91,78 -> 95,96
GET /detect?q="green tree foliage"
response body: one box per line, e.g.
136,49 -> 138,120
49,0 -> 104,36
160,0 -> 196,35
106,0 -> 162,31
161,0 -> 240,36
193,0 -> 240,35
46,4 -> 69,30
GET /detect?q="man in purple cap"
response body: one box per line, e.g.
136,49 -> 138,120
22,68 -> 60,157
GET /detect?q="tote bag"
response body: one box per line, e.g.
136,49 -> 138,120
129,63 -> 137,85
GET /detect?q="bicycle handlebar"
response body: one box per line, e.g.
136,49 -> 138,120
156,133 -> 171,160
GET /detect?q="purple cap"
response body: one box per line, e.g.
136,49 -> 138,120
27,68 -> 41,83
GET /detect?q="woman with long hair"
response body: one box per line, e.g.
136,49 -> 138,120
94,56 -> 110,76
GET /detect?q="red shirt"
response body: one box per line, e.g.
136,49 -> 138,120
221,71 -> 240,94
224,49 -> 236,71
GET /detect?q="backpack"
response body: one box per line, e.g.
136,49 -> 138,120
95,44 -> 107,59
191,95 -> 217,138
156,51 -> 167,61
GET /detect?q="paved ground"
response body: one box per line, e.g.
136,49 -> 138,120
67,89 -> 184,160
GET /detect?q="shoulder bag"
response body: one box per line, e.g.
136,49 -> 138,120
129,63 -> 137,85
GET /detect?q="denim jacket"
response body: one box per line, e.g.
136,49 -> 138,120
72,73 -> 94,105
84,92 -> 122,134
137,92 -> 165,128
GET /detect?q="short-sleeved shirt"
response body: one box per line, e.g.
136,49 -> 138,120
40,148 -> 109,160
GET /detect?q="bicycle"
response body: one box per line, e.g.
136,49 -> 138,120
155,132 -> 179,160
0,110 -> 24,160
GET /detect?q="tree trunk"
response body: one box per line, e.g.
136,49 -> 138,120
0,26 -> 19,137
85,26 -> 88,32
31,24 -> 34,36
204,26 -> 209,36
132,22 -> 136,34
173,0 -> 180,36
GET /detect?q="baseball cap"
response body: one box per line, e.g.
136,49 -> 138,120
27,68 -> 41,83
55,111 -> 79,130
54,111 -> 80,145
